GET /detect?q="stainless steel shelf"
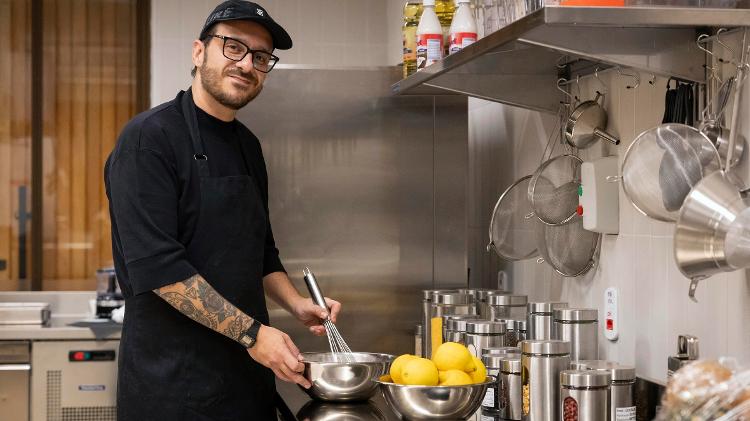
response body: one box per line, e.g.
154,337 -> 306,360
392,6 -> 750,113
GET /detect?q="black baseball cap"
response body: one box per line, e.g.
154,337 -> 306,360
199,1 -> 293,50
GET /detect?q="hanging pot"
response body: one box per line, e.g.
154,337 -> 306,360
564,91 -> 620,148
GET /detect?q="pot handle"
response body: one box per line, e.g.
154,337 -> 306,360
593,128 -> 620,145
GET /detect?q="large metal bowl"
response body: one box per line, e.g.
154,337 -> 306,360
301,352 -> 394,402
375,378 -> 493,420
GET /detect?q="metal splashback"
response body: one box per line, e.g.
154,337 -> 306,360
238,67 -> 468,358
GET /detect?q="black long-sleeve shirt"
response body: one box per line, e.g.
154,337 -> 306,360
105,92 -> 285,298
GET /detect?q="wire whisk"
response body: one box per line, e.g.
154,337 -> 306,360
302,267 -> 353,362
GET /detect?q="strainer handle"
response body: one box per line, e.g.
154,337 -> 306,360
303,267 -> 329,317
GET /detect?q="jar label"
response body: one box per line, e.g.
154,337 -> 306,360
482,386 -> 496,408
481,416 -> 495,421
416,34 -> 443,69
616,406 -> 636,421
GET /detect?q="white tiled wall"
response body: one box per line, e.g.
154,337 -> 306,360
151,0 -> 405,105
469,53 -> 750,384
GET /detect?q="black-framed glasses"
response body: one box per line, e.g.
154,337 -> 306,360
208,34 -> 279,73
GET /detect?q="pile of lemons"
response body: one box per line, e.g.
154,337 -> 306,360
380,342 -> 487,386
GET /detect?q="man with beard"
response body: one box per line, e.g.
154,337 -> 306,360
105,2 -> 341,419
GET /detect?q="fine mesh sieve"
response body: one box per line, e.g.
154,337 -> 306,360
528,155 -> 582,226
621,124 -> 721,222
487,176 -> 538,261
535,216 -> 600,277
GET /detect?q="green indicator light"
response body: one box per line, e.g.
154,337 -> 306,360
577,185 -> 583,196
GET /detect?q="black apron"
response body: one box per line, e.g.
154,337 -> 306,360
117,89 -> 277,421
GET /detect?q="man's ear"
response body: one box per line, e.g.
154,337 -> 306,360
192,39 -> 205,68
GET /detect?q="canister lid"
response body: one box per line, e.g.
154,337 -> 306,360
561,369 -> 611,388
553,308 -> 598,322
488,294 -> 528,306
423,289 -> 455,301
508,319 -> 527,331
521,340 -> 570,355
528,302 -> 568,313
500,357 -> 522,373
445,315 -> 480,331
457,288 -> 503,301
466,320 -> 506,334
483,346 -> 521,356
571,360 -> 636,381
434,293 -> 473,305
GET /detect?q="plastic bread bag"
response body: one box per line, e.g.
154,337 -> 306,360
656,359 -> 750,420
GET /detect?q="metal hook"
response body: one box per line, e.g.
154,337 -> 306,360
648,74 -> 656,86
697,33 -> 715,57
556,55 -> 568,69
557,78 -> 574,103
593,67 -> 608,94
716,28 -> 738,65
616,67 -> 640,89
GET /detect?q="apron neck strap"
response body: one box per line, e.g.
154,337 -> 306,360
181,88 -> 210,177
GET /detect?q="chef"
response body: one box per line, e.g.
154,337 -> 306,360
104,1 -> 340,419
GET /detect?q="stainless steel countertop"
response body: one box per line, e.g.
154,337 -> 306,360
0,316 -> 121,341
276,380 -> 489,421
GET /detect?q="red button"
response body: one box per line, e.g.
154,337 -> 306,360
606,319 -> 614,330
576,205 -> 584,216
73,351 -> 85,361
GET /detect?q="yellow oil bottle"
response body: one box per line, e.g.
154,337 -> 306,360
435,0 -> 456,55
402,1 -> 424,78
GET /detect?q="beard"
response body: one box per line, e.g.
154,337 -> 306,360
198,56 -> 263,110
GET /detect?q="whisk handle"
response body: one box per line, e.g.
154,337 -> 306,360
303,267 -> 329,314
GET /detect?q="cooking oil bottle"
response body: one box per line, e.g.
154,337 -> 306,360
402,1 -> 423,78
435,0 -> 456,56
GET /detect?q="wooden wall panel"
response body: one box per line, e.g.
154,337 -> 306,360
42,0 -> 57,284
40,0 -> 140,289
0,0 -> 14,287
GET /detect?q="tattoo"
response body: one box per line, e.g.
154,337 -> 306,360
154,274 -> 255,343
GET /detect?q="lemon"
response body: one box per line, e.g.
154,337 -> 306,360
467,356 -> 487,383
401,358 -> 439,386
379,374 -> 393,382
439,369 -> 473,386
432,342 -> 474,372
438,370 -> 448,383
390,354 -> 418,384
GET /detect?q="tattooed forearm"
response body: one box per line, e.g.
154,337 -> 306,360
154,274 -> 256,343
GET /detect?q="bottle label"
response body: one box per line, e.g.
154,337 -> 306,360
417,33 -> 443,69
616,406 -> 637,421
482,385 -> 496,408
403,27 -> 418,62
449,32 -> 477,54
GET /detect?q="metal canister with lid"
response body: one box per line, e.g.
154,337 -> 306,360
560,369 -> 611,421
443,314 -> 480,344
422,289 -> 456,357
528,302 -> 568,340
484,346 -> 522,357
489,294 -> 528,320
427,291 -> 476,357
507,319 -> 527,347
571,361 -> 636,421
521,340 -> 571,421
483,354 -> 522,420
465,320 -> 506,357
553,308 -> 598,361
460,288 -> 506,319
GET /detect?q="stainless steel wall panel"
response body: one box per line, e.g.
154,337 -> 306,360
239,67 -> 467,358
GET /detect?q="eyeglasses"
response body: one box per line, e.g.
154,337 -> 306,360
208,34 -> 279,73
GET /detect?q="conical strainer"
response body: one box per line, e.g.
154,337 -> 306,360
487,175 -> 538,261
621,124 -> 721,222
535,215 -> 600,277
528,154 -> 582,226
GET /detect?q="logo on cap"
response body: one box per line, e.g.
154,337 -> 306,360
256,8 -> 264,16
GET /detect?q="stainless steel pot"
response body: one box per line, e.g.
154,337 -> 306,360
565,92 -> 620,148
521,340 -> 571,421
560,369 -> 611,421
528,302 -> 568,341
553,308 -> 598,361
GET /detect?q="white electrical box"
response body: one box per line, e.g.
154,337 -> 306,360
604,287 -> 619,341
579,156 -> 619,234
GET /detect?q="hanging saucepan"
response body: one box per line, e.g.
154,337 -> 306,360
565,91 -> 621,148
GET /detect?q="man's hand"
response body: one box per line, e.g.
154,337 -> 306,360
248,325 -> 311,389
292,297 -> 342,336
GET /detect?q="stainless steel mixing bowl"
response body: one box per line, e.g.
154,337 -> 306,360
296,400 -> 387,421
375,378 -> 493,420
301,352 -> 394,402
